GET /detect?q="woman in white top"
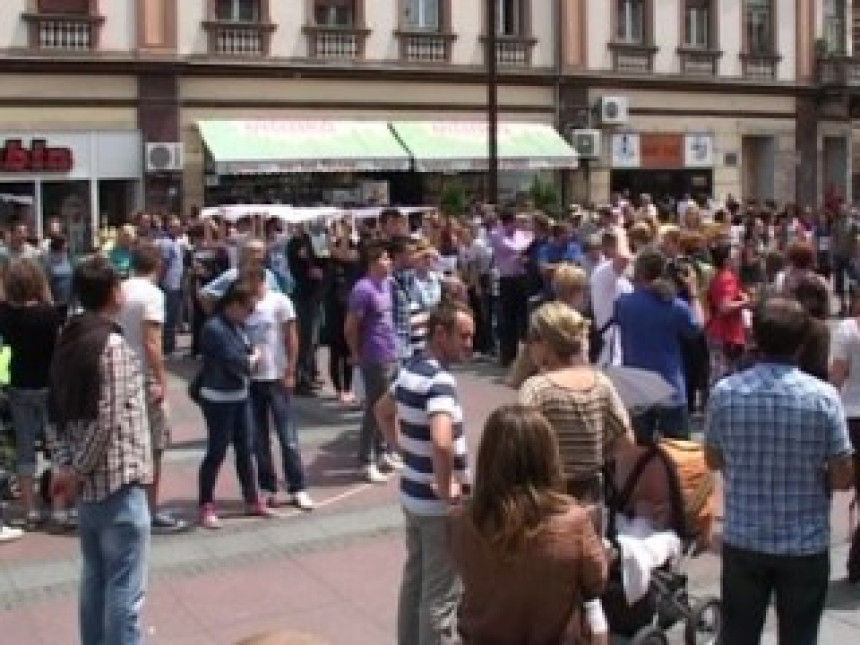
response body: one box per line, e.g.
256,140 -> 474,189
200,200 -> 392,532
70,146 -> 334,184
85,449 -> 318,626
828,299 -> 860,583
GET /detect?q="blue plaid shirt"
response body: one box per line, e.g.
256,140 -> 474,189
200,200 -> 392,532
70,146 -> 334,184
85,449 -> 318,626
392,270 -> 421,361
705,363 -> 852,556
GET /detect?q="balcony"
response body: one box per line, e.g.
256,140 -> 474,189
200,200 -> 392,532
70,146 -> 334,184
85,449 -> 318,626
480,35 -> 537,67
203,20 -> 276,56
677,47 -> 722,76
817,56 -> 860,88
304,25 -> 370,61
609,41 -> 658,73
740,52 -> 781,80
22,12 -> 104,51
395,31 -> 456,63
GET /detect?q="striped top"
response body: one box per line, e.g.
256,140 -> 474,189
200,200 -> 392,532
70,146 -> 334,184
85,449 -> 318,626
519,370 -> 629,484
393,355 -> 470,516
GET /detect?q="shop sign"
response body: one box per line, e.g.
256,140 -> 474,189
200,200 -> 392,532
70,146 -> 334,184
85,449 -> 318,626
641,134 -> 683,169
0,138 -> 73,173
611,133 -> 640,168
684,133 -> 714,168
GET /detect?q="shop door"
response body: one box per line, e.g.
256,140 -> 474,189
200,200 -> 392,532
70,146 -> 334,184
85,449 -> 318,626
741,136 -> 776,202
823,136 -> 848,201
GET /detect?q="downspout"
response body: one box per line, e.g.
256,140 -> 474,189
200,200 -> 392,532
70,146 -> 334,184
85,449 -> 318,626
554,0 -> 567,208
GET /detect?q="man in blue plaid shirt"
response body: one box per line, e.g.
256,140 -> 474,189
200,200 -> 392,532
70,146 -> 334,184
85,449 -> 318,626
705,297 -> 854,645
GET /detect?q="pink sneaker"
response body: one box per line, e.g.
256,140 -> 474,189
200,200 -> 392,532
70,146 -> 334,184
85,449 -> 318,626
199,504 -> 221,530
246,499 -> 277,518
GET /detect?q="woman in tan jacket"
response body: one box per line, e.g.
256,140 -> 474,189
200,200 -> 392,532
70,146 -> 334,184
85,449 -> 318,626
448,406 -> 609,644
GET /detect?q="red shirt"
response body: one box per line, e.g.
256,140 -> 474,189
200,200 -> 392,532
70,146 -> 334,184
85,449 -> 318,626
706,269 -> 747,347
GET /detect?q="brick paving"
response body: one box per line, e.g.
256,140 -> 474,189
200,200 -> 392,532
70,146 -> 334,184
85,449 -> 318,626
0,355 -> 857,643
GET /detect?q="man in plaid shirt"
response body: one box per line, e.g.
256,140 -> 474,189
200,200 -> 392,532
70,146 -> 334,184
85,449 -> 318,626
705,297 -> 854,645
51,256 -> 152,645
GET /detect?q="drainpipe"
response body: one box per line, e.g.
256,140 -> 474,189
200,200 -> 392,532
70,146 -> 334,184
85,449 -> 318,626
555,0 -> 568,209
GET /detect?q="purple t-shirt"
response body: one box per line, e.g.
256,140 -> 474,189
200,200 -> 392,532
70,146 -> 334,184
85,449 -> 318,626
349,277 -> 397,365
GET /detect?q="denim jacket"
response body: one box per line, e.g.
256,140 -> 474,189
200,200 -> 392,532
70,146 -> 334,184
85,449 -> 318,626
199,313 -> 252,402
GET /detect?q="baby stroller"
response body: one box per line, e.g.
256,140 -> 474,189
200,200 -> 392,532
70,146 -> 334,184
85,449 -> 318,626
601,442 -> 723,644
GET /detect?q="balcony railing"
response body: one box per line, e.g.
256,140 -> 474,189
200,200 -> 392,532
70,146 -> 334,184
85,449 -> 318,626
396,31 -> 456,63
480,35 -> 537,67
609,41 -> 658,73
22,12 -> 104,51
304,25 -> 370,60
740,52 -> 781,80
817,56 -> 860,88
203,20 -> 276,56
677,47 -> 722,76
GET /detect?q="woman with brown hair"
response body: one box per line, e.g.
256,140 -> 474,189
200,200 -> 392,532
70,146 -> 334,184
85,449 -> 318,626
448,405 -> 608,644
519,302 -> 634,503
0,258 -> 60,528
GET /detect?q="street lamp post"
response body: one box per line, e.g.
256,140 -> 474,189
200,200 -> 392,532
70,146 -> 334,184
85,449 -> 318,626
486,0 -> 499,206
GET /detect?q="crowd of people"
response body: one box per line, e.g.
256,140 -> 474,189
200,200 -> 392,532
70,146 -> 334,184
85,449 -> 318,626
0,190 -> 857,643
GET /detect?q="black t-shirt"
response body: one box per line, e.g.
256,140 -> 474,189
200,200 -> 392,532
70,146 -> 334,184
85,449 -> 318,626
0,302 -> 61,389
287,234 -> 325,301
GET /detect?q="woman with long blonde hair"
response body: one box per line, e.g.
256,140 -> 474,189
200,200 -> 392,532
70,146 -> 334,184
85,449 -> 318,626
519,302 -> 633,503
448,405 -> 608,644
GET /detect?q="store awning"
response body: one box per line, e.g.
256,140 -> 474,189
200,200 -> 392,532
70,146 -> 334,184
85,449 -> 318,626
389,121 -> 578,172
197,120 -> 412,174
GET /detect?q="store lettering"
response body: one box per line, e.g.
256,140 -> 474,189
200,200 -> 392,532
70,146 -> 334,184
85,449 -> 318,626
0,139 -> 73,173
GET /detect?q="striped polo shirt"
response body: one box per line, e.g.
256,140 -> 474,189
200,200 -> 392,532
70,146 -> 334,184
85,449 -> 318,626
393,355 -> 470,516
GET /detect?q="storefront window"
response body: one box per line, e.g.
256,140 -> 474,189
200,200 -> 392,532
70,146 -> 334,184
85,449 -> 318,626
42,180 -> 92,255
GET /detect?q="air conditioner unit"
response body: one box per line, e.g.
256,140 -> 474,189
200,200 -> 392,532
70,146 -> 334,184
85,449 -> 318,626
145,142 -> 183,173
595,96 -> 629,126
570,129 -> 601,159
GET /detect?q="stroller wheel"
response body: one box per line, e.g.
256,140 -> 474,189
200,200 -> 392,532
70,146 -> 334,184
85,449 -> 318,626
685,597 -> 722,645
630,625 -> 669,645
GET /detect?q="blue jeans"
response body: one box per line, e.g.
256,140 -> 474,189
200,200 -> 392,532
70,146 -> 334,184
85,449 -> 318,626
78,485 -> 150,645
199,399 -> 258,506
359,362 -> 397,466
632,405 -> 690,445
250,380 -> 306,493
8,387 -> 48,476
162,288 -> 182,354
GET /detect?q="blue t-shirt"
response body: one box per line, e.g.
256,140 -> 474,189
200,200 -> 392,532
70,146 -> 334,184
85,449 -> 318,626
538,239 -> 584,266
615,288 -> 700,406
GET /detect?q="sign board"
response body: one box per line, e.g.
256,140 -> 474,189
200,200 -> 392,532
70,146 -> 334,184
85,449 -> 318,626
641,134 -> 683,168
684,133 -> 714,168
0,139 -> 73,173
611,133 -> 640,168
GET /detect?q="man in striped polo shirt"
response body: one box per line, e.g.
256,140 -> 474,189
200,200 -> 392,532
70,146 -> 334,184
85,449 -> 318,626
376,302 -> 474,645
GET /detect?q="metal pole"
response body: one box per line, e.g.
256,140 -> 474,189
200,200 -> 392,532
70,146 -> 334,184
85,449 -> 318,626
486,0 -> 499,206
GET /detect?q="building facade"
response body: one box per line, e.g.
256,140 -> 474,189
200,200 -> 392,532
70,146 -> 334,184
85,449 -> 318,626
0,0 -> 855,238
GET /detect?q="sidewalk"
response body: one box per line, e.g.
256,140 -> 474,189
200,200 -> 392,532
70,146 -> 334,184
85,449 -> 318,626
0,357 -> 858,643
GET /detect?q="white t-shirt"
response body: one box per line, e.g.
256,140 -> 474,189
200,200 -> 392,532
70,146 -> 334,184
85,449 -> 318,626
831,318 -> 860,418
589,259 -> 633,367
119,277 -> 165,375
245,290 -> 296,381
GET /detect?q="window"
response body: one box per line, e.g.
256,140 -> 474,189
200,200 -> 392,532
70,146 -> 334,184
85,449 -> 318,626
496,0 -> 525,37
684,0 -> 710,48
823,0 -> 846,54
216,0 -> 260,22
617,0 -> 644,44
314,0 -> 355,27
403,0 -> 440,32
744,0 -> 773,54
38,0 -> 90,13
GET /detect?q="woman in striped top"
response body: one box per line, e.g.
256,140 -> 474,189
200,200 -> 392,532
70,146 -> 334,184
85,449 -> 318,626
519,302 -> 634,505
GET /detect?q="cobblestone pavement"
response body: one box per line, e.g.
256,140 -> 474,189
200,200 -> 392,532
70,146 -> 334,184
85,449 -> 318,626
0,355 -> 857,644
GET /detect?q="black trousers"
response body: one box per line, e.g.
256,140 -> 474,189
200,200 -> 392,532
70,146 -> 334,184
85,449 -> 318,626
721,543 -> 829,645
497,275 -> 529,367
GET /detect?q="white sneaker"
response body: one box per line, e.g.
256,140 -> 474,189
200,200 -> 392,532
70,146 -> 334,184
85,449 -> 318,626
0,525 -> 23,543
363,464 -> 389,484
381,451 -> 404,472
291,490 -> 315,511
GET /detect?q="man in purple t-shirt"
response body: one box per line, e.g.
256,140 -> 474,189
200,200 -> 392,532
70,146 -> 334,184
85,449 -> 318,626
345,242 -> 399,483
